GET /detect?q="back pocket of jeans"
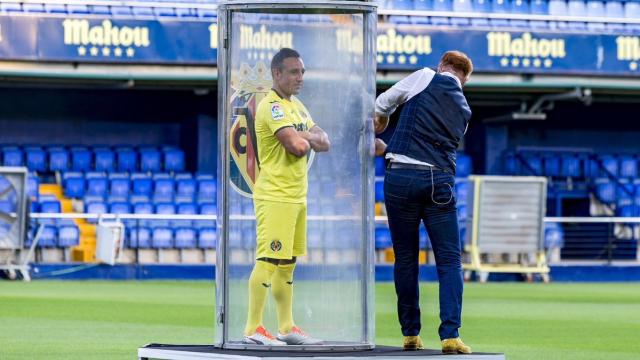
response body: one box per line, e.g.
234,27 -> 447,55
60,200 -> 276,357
384,173 -> 412,200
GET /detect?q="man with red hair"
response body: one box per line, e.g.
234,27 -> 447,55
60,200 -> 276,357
375,51 -> 473,354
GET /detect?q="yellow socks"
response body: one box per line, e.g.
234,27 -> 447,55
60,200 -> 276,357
244,260 -> 277,335
271,262 -> 296,334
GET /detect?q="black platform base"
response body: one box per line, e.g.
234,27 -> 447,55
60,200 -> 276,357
138,344 -> 505,360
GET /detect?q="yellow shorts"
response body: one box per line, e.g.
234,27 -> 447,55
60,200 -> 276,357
254,199 -> 307,260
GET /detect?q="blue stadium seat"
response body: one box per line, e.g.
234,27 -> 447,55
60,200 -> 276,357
389,16 -> 412,24
154,178 -> 175,201
65,176 -> 86,199
23,4 -> 45,13
453,0 -> 474,11
132,7 -> 154,17
509,0 -> 530,27
619,156 -> 637,178
560,155 -> 582,178
375,226 -> 392,249
433,0 -> 453,10
132,175 -> 153,196
85,201 -> 107,215
568,0 -> 587,15
544,223 -> 564,249
389,0 -> 414,10
198,228 -> 217,249
49,149 -> 69,172
177,179 -> 197,199
472,0 -> 492,11
375,180 -> 384,202
411,16 -> 431,24
164,149 -> 185,172
175,228 -> 197,248
90,5 -> 110,15
111,6 -> 133,16
414,0 -> 433,10
586,0 -> 605,16
154,7 -> 177,17
27,174 -> 39,202
1,3 -> 22,12
95,150 -> 115,172
71,148 -> 92,172
375,157 -> 385,177
130,227 -> 151,248
116,149 -> 137,172
544,154 -> 561,177
25,148 -> 47,172
44,4 -> 67,13
548,0 -> 568,15
110,202 -> 131,215
86,176 -> 108,197
199,203 -> 217,215
141,149 -> 162,172
58,225 -> 80,247
595,179 -> 615,204
457,154 -> 472,177
152,228 -> 173,248
492,0 -> 511,13
616,182 -> 634,207
3,148 -> 24,167
40,200 -> 61,213
198,179 -> 217,203
174,173 -> 193,180
522,154 -> 543,175
419,225 -> 432,249
530,0 -> 549,14
68,5 -> 89,14
37,225 -> 58,248
110,178 -> 130,199
604,1 -> 624,17
599,155 -> 619,177
176,8 -> 198,18
455,179 -> 469,205
624,1 -> 639,19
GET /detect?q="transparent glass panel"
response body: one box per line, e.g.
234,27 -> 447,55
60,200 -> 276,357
220,5 -> 376,348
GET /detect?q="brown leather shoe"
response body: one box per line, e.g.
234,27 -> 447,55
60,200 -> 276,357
403,335 -> 424,351
441,337 -> 472,354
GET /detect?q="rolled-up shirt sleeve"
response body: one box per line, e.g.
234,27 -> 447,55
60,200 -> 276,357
375,67 -> 435,117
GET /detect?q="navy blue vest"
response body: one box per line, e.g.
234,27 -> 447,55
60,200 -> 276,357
385,73 -> 471,175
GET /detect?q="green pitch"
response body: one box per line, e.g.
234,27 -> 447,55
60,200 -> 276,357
1,281 -> 639,360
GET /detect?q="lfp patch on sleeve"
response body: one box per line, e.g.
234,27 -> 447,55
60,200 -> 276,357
271,103 -> 285,121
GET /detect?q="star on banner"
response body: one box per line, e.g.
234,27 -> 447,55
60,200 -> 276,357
409,55 -> 417,64
77,46 -> 86,56
511,58 -> 520,67
544,59 -> 553,68
522,58 -> 531,67
90,47 -> 99,56
126,48 -> 135,57
386,54 -> 395,64
500,57 -> 509,67
630,62 -> 638,71
114,47 -> 123,57
102,47 -> 110,56
398,55 -> 406,64
533,58 -> 542,67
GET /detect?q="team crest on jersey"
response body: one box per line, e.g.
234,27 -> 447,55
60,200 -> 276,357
271,103 -> 285,121
270,240 -> 283,252
228,62 -> 316,198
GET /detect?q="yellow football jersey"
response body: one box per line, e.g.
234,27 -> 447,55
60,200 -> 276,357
253,89 -> 316,203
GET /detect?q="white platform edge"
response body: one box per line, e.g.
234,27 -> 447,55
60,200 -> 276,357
137,348 -> 506,360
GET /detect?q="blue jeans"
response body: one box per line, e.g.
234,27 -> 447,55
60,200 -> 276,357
384,166 -> 463,340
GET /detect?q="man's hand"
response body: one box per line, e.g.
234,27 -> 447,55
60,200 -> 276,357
374,114 -> 389,134
375,138 -> 387,156
300,126 -> 330,152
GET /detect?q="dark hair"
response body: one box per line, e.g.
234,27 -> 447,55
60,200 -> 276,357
271,48 -> 301,71
439,51 -> 473,79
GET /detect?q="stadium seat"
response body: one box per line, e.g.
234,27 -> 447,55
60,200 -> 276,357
44,4 -> 66,13
419,225 -> 432,249
68,5 -> 89,14
86,176 -> 108,197
548,0 -> 568,15
375,226 -> 392,249
492,0 -> 511,13
510,0 -> 530,27
619,156 -> 637,178
85,202 -> 107,223
27,174 -> 39,202
455,179 -> 469,205
1,3 -> 22,12
389,0 -> 414,10
132,7 -> 154,17
71,148 -> 92,172
198,228 -> 217,248
530,0 -> 549,14
132,175 -> 153,196
198,179 -> 217,203
457,154 -> 472,177
389,16 -> 412,24
130,227 -> 151,248
154,7 -> 177,17
95,150 -> 115,172
164,149 -> 186,172
111,6 -> 133,16
175,228 -> 197,248
37,225 -> 57,248
560,155 -> 582,178
154,178 -> 175,201
411,16 -> 431,24
40,200 -> 61,213
586,0 -> 605,17
3,148 -> 24,167
544,154 -> 561,177
176,178 -> 196,198
110,178 -> 130,198
58,225 -> 80,247
599,155 -> 619,177
90,5 -> 110,15
141,149 -> 162,172
25,148 -> 47,172
433,0 -> 453,11
595,179 -> 615,204
23,4 -> 45,13
375,157 -> 385,177
64,176 -> 86,199
152,228 -> 173,248
49,148 -> 69,172
452,0 -> 474,11
522,154 -> 543,175
375,180 -> 384,202
176,8 -> 198,18
616,182 -> 634,206
116,148 -> 137,172
414,0 -> 433,10
625,1 -> 640,18
568,0 -> 587,15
